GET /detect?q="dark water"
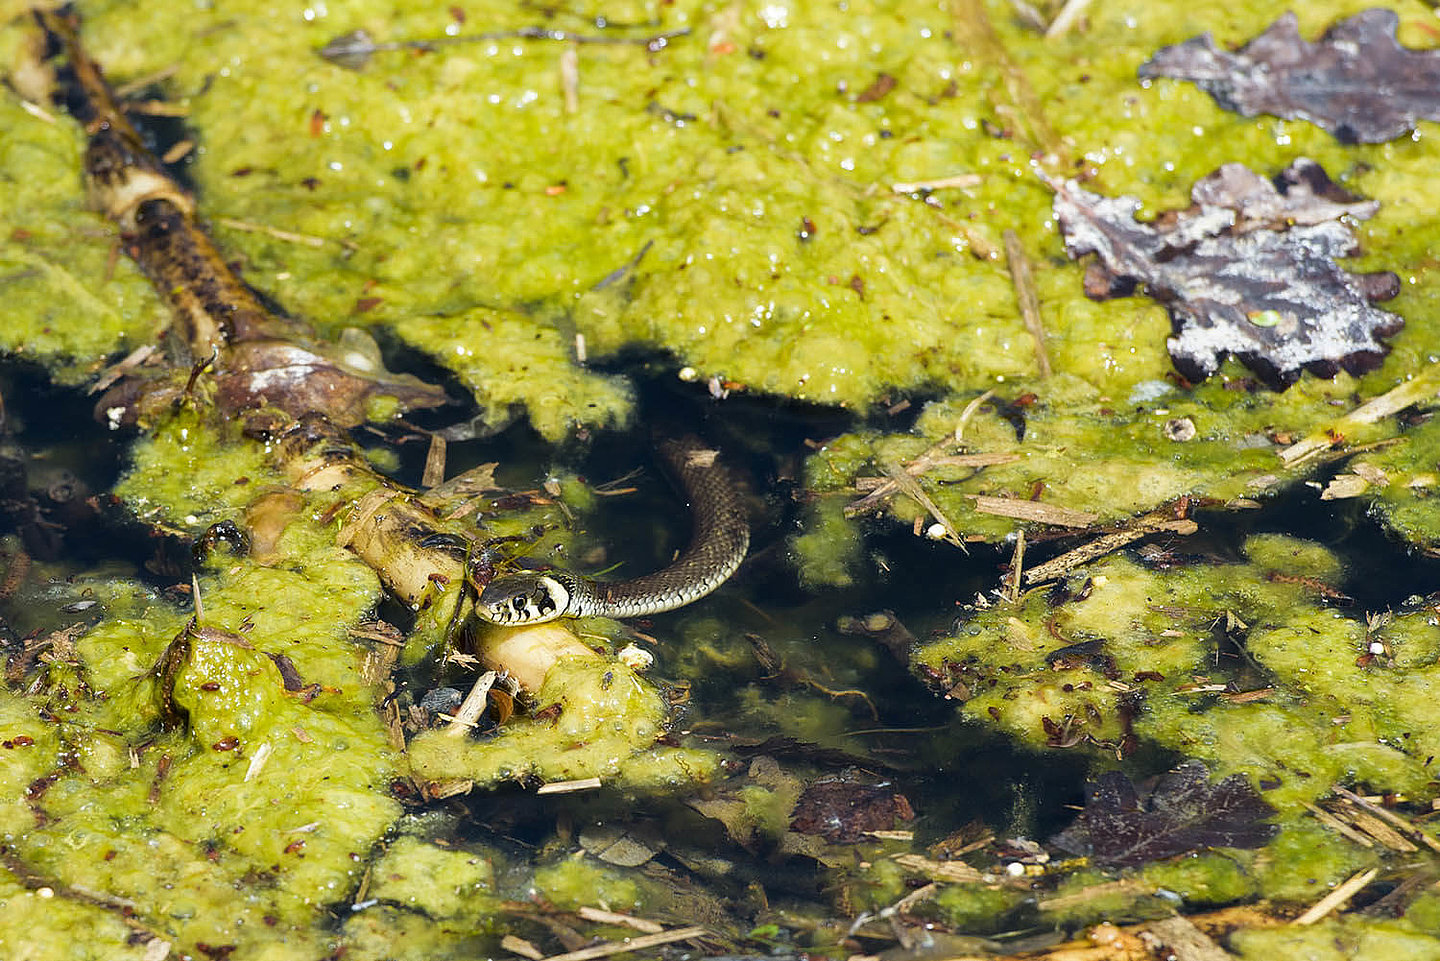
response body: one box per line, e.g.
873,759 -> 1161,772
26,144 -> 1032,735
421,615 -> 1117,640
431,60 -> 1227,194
7,350 -> 1438,935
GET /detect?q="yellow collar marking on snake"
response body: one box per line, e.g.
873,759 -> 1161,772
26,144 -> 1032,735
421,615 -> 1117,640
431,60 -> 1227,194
475,437 -> 748,624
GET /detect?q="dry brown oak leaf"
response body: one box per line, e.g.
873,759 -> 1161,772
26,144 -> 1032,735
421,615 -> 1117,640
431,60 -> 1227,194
1139,9 -> 1440,144
1046,158 -> 1401,388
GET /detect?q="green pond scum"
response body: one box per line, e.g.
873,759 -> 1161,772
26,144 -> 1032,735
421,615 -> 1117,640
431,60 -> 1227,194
11,0 -> 1440,957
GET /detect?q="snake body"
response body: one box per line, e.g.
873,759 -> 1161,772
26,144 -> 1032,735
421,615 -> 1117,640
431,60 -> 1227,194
475,437 -> 750,624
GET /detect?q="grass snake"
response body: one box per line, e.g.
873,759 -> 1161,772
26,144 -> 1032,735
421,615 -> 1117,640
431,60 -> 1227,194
474,436 -> 750,624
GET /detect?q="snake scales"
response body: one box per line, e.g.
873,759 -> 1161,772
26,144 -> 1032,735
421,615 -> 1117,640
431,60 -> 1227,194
474,437 -> 750,624
39,9 -> 747,627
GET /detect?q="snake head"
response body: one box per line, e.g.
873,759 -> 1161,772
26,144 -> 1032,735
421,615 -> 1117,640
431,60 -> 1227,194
476,572 -> 572,625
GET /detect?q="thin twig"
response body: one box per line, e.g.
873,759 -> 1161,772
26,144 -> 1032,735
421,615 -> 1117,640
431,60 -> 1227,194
161,139 -> 194,164
1008,529 -> 1025,602
1004,229 -> 1051,378
883,463 -> 967,550
1023,514 -> 1198,584
113,64 -> 181,97
1280,364 -> 1440,467
1293,867 -> 1378,925
955,389 -> 996,443
191,573 -> 204,625
502,934 -> 545,960
888,881 -> 939,916
536,925 -> 707,961
444,670 -> 497,736
1045,0 -> 1094,38
319,26 -> 689,70
972,495 -> 1097,528
126,99 -> 188,117
1303,801 -> 1374,848
214,216 -> 330,249
575,907 -> 664,934
536,776 -> 603,795
19,99 -> 57,123
891,173 -> 982,193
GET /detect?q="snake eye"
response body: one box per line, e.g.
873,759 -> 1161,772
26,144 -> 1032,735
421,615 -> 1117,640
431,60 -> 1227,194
511,597 -> 526,614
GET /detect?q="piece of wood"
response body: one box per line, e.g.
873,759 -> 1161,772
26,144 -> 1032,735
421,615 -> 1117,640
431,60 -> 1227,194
422,433 -> 448,489
1293,867 -> 1378,925
1139,916 -> 1230,961
575,907 -> 664,934
537,925 -> 707,961
972,495 -> 1098,528
536,777 -> 603,795
1024,519 -> 1197,584
1004,229 -> 1052,378
501,934 -> 545,959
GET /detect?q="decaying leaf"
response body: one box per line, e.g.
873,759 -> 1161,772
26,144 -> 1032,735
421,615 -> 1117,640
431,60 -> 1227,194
1048,159 -> 1402,387
1140,10 -> 1440,144
1052,760 -> 1276,867
215,328 -> 449,428
578,823 -> 663,867
687,755 -> 806,849
789,773 -> 915,843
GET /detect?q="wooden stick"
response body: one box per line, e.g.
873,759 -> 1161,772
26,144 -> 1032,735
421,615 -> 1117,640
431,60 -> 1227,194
884,464 -> 967,549
502,934 -> 545,959
575,907 -> 664,934
972,495 -> 1097,528
215,216 -> 329,249
536,776 -> 603,795
1024,516 -> 1197,584
422,433 -> 448,489
537,925 -> 707,961
891,173 -> 982,193
1045,0 -> 1093,37
1280,365 -> 1440,467
1004,229 -> 1051,378
1008,529 -> 1026,603
443,670 -> 496,737
1302,801 -> 1373,848
1292,868 -> 1377,925
1332,785 -> 1440,854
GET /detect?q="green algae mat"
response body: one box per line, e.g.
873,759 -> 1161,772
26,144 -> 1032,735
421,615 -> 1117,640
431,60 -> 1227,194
10,0 -> 1440,958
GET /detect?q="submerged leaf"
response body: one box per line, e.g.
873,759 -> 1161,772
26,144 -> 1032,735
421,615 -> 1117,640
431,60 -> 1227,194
1139,10 -> 1440,144
1052,760 -> 1276,867
1048,159 -> 1402,387
790,774 -> 915,843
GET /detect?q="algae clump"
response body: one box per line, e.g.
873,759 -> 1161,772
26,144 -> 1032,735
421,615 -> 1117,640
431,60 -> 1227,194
363,836 -> 498,921
0,401 -> 404,956
0,91 -> 160,384
914,535 -> 1440,813
409,652 -> 718,788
